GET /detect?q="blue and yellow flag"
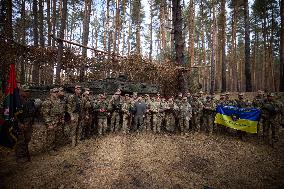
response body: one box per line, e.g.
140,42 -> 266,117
214,105 -> 261,134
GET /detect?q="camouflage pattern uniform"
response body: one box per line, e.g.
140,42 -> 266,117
235,93 -> 249,139
152,97 -> 166,133
262,93 -> 279,145
178,97 -> 192,133
15,87 -> 35,161
81,89 -> 93,139
164,98 -> 178,132
202,95 -> 216,134
66,85 -> 82,147
121,94 -> 131,133
144,95 -> 152,131
109,93 -> 122,132
94,95 -> 109,135
191,94 -> 204,132
252,91 -> 265,138
41,88 -> 61,152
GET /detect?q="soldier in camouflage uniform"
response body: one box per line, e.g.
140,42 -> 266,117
81,88 -> 93,139
252,90 -> 265,139
191,94 -> 204,132
262,93 -> 280,145
144,94 -> 152,131
121,94 -> 131,134
235,93 -> 249,139
202,95 -> 216,134
109,91 -> 122,132
164,98 -> 178,132
224,92 -> 236,106
94,94 -> 109,136
178,96 -> 192,133
15,86 -> 35,161
41,88 -> 62,154
66,85 -> 82,147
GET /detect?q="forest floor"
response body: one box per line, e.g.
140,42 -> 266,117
0,124 -> 284,189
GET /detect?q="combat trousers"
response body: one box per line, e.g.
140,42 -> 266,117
192,113 -> 202,132
144,114 -> 151,131
263,118 -> 279,144
122,114 -> 130,133
46,121 -> 60,151
70,113 -> 81,147
98,117 -> 108,135
165,114 -> 175,132
111,112 -> 120,132
152,114 -> 162,133
82,114 -> 92,139
203,113 -> 214,134
179,116 -> 190,133
15,119 -> 33,161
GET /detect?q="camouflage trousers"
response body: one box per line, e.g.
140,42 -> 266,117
179,116 -> 190,133
144,114 -> 152,131
98,117 -> 108,135
111,112 -> 120,132
81,114 -> 93,139
203,113 -> 214,134
263,118 -> 279,144
46,122 -> 61,151
15,120 -> 33,160
152,114 -> 162,133
192,113 -> 202,132
69,113 -> 81,147
122,114 -> 130,133
165,114 -> 175,132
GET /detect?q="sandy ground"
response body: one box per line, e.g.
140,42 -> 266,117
0,124 -> 284,189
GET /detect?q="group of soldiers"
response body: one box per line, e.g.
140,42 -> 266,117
12,85 -> 283,161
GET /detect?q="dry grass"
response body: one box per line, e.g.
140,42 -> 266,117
0,123 -> 283,189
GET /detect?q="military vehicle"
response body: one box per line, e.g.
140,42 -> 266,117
28,74 -> 160,99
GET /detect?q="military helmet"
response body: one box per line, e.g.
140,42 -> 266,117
267,92 -> 274,97
22,84 -> 30,92
238,92 -> 244,96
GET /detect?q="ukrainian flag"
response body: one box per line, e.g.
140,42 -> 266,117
214,105 -> 261,134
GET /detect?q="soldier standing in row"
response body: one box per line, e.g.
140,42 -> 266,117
144,94 -> 152,131
165,98 -> 178,132
121,94 -> 131,134
15,86 -> 35,161
252,90 -> 265,140
178,96 -> 192,134
94,94 -> 109,136
262,93 -> 280,146
66,85 -> 82,147
109,91 -> 122,133
81,88 -> 93,139
203,95 -> 216,134
191,94 -> 204,132
41,88 -> 61,154
133,96 -> 146,132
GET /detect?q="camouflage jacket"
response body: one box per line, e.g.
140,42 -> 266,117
94,100 -> 109,118
41,97 -> 61,124
252,97 -> 264,108
67,94 -> 82,115
191,99 -> 204,114
178,102 -> 192,118
122,100 -> 132,116
203,99 -> 216,114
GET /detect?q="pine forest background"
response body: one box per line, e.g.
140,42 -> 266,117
0,0 -> 284,95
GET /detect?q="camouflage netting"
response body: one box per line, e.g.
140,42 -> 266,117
0,37 -> 200,96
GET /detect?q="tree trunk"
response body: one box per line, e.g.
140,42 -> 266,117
39,0 -> 44,47
80,0 -> 92,81
103,0 -> 110,51
172,0 -> 185,65
160,0 -> 166,58
172,0 -> 186,93
20,0 -> 26,83
210,0 -> 217,95
149,0 -> 153,61
113,0 -> 120,55
127,1 -> 132,55
47,0 -> 51,46
55,0 -> 67,84
187,0 -> 195,67
135,1 -> 141,54
220,0 -> 226,92
32,0 -> 39,84
244,0 -> 252,91
52,0 -> 56,47
280,0 -> 284,91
